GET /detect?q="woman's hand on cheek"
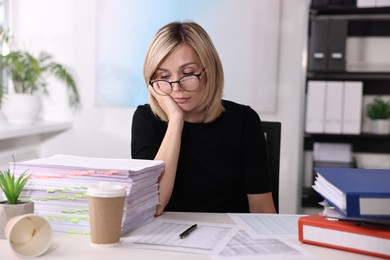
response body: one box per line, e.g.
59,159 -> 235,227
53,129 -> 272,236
149,86 -> 184,121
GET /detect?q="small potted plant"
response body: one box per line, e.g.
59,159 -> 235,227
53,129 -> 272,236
0,26 -> 80,124
366,97 -> 390,134
0,168 -> 33,239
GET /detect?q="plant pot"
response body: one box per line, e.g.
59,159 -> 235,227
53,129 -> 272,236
0,201 -> 34,239
2,94 -> 42,124
369,119 -> 390,135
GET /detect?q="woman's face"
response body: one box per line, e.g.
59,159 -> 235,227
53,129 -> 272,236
153,44 -> 206,122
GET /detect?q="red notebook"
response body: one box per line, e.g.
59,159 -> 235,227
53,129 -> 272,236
298,214 -> 390,259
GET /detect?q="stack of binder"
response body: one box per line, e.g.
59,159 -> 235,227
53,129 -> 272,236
299,167 -> 390,258
298,214 -> 390,259
305,80 -> 363,135
12,154 -> 164,235
312,167 -> 390,218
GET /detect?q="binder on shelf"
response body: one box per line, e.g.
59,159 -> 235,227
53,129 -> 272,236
357,0 -> 376,7
311,0 -> 357,8
312,168 -> 390,218
342,81 -> 363,134
313,143 -> 354,168
310,0 -> 330,8
376,0 -> 390,7
298,214 -> 390,259
324,81 -> 343,134
305,81 -> 327,133
308,18 -> 328,71
327,19 -> 347,72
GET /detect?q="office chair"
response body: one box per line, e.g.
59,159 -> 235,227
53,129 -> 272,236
261,121 -> 281,213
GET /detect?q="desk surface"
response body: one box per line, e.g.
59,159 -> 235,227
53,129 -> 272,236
0,212 -> 380,260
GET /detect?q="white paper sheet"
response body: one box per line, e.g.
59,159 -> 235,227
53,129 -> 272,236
126,214 -> 314,259
212,230 -> 313,260
13,154 -> 164,173
127,219 -> 238,255
228,214 -> 302,239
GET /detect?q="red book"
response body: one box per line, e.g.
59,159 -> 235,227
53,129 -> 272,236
298,214 -> 390,259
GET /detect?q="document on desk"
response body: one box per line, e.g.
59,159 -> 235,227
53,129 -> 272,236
211,214 -> 314,259
127,219 -> 238,254
228,214 -> 302,239
211,230 -> 313,260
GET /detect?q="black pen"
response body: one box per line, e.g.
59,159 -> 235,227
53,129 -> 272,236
179,224 -> 197,239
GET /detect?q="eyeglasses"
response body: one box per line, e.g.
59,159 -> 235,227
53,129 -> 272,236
149,68 -> 205,96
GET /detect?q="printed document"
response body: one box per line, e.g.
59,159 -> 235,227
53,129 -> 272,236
228,213 -> 301,238
212,230 -> 312,260
126,215 -> 313,258
127,219 -> 238,254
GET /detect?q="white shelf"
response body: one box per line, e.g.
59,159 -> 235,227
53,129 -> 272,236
0,121 -> 72,141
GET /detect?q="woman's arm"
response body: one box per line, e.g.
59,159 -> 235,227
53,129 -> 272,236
154,117 -> 183,215
247,192 -> 277,213
148,86 -> 185,215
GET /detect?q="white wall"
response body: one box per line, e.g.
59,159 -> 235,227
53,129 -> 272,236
9,0 -> 309,214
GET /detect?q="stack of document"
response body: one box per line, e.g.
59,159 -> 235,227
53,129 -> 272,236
12,154 -> 164,235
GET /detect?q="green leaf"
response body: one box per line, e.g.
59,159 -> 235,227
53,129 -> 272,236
0,25 -> 80,109
366,97 -> 390,120
0,168 -> 30,204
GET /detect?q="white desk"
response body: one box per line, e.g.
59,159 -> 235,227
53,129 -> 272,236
0,212 -> 380,260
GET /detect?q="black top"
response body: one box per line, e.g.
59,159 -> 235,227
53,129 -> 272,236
131,100 -> 271,213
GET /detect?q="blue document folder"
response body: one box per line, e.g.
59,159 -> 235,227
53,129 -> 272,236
312,168 -> 390,218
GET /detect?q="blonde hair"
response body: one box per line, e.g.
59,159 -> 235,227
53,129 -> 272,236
143,21 -> 225,122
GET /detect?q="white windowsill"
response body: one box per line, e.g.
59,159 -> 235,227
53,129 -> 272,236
0,121 -> 72,141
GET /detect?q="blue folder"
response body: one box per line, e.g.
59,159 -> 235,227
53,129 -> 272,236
313,168 -> 390,218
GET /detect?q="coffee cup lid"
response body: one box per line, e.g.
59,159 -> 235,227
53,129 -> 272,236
87,182 -> 126,198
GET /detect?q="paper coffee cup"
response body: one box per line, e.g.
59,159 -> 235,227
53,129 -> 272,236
87,182 -> 126,246
5,214 -> 52,257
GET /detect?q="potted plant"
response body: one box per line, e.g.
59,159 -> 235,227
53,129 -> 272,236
366,97 -> 390,134
0,167 -> 33,239
0,26 -> 80,124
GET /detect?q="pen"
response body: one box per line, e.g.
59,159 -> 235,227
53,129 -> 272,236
179,224 -> 197,239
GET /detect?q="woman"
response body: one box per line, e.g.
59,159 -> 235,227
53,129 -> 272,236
131,21 -> 276,216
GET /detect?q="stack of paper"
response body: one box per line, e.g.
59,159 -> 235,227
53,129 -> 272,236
313,142 -> 355,168
11,154 -> 164,235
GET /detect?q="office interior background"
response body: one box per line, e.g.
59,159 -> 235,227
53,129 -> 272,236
1,0 -> 388,214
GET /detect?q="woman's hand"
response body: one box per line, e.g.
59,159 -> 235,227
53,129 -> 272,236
248,193 -> 277,213
149,86 -> 184,122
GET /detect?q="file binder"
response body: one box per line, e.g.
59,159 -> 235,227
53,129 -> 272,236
324,81 -> 343,134
357,0 -> 376,7
327,19 -> 347,72
376,0 -> 390,7
308,18 -> 328,71
342,81 -> 363,134
305,81 -> 326,133
312,168 -> 390,218
298,214 -> 390,259
308,17 -> 347,72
